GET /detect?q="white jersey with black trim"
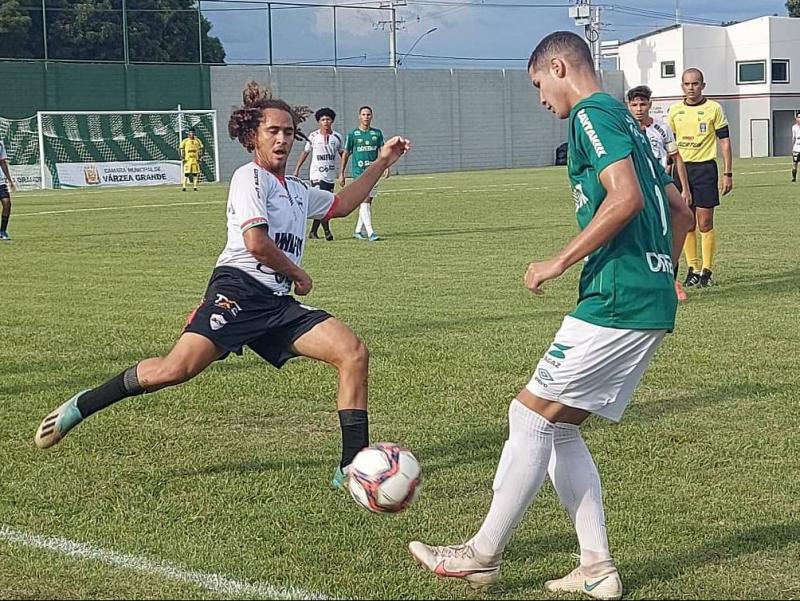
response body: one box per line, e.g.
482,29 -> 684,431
0,140 -> 7,185
215,163 -> 338,295
305,130 -> 343,183
644,118 -> 678,169
792,124 -> 800,153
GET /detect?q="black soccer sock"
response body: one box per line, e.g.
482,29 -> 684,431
793,167 -> 797,180
76,365 -> 145,419
338,409 -> 369,469
322,219 -> 332,236
310,219 -> 321,235
1,212 -> 9,232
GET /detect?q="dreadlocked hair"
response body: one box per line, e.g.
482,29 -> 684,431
228,81 -> 312,152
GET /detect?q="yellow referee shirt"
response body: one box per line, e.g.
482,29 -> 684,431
667,99 -> 728,163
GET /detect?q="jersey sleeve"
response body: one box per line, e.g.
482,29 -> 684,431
229,166 -> 268,233
713,103 -> 729,130
344,131 -> 354,153
663,122 -> 678,154
376,130 -> 385,147
574,107 -> 633,175
0,142 -> 7,161
307,186 -> 337,220
179,139 -> 186,151
304,138 -> 312,153
667,106 -> 677,135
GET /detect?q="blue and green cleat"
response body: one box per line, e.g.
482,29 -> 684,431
331,465 -> 351,490
353,232 -> 366,240
34,390 -> 89,449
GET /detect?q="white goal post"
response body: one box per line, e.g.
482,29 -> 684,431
33,108 -> 219,190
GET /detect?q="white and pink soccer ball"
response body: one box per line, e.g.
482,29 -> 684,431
348,443 -> 422,514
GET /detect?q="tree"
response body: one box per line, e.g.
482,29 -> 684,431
0,0 -> 225,63
788,0 -> 800,17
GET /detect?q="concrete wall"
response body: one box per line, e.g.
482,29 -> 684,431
210,65 -> 626,180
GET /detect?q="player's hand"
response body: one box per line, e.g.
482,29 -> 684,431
720,174 -> 733,196
524,258 -> 566,296
293,270 -> 313,296
10,180 -> 17,193
681,188 -> 693,207
379,136 -> 411,167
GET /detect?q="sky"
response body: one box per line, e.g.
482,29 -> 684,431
200,0 -> 790,68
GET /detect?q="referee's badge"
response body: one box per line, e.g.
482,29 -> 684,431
699,123 -> 708,134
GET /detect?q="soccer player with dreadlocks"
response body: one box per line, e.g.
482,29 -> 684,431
34,81 -> 412,490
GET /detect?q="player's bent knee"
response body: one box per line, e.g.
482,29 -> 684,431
337,337 -> 369,373
153,361 -> 197,387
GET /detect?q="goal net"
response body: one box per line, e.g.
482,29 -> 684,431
35,109 -> 218,189
0,115 -> 42,191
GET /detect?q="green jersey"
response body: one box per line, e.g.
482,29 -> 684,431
345,127 -> 384,177
567,92 -> 677,330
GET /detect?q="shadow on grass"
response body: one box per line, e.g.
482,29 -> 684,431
166,457 -> 328,478
687,268 -> 800,299
388,223 -> 569,240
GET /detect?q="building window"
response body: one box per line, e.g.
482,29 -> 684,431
661,61 -> 676,78
737,60 -> 766,84
772,59 -> 790,84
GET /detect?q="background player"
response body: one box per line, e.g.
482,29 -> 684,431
34,82 -> 411,492
0,137 -> 16,240
408,32 -> 694,600
180,128 -> 204,192
626,85 -> 693,301
668,68 -> 733,288
340,106 -> 387,241
294,107 -> 344,240
792,113 -> 800,182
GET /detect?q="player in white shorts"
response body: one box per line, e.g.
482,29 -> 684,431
627,84 -> 693,301
409,31 -> 694,600
792,113 -> 800,182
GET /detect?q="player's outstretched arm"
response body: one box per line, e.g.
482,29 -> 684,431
293,151 -> 310,178
719,137 -> 733,196
331,136 -> 410,218
525,157 -> 643,295
243,226 -> 313,296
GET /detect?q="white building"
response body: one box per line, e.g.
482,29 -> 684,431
617,16 -> 800,158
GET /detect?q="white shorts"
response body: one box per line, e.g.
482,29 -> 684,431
526,315 -> 666,422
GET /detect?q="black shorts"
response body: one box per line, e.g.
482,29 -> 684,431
0,184 -> 9,200
311,180 -> 335,192
684,160 -> 720,208
184,266 -> 332,368
793,152 -> 800,163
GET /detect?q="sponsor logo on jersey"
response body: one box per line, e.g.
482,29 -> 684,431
646,252 -> 674,274
210,314 -> 228,331
572,183 -> 590,212
577,109 -> 607,158
274,231 -> 304,255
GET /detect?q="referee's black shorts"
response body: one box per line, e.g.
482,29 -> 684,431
184,266 -> 332,368
679,160 -> 720,209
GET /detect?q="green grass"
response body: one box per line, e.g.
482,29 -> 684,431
1,159 -> 799,599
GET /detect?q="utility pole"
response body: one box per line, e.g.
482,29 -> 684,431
675,0 -> 681,25
378,0 -> 406,67
569,0 -> 602,73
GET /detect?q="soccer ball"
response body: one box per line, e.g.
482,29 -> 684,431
348,443 -> 421,514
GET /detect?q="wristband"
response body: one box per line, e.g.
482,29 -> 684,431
723,172 -> 733,177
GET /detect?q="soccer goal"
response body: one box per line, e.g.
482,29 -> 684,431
0,115 -> 43,191
33,108 -> 219,189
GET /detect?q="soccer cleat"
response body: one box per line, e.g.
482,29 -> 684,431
353,232 -> 366,240
674,280 -> 688,302
683,267 -> 701,288
309,231 -> 320,240
331,464 -> 351,490
34,390 -> 89,449
699,268 -> 714,288
544,562 -> 623,600
182,188 -> 187,192
325,232 -> 334,241
408,541 -> 501,590
0,231 -> 9,240
368,233 -> 380,242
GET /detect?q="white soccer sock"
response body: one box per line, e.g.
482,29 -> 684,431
471,400 -> 554,558
359,203 -> 374,236
548,423 -> 612,567
354,207 -> 364,235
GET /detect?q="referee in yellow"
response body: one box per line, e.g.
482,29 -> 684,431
668,68 -> 733,288
179,128 -> 204,192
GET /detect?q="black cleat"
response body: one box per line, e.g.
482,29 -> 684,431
325,232 -> 334,241
309,231 -> 320,240
684,267 -> 701,288
699,268 -> 714,288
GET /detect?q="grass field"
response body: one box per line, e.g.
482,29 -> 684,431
1,159 -> 799,600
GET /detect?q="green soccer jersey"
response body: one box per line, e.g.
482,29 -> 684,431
567,92 -> 677,330
345,127 -> 384,177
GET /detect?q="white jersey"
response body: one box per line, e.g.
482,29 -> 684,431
0,140 -> 7,186
304,130 -> 343,183
792,124 -> 800,153
644,118 -> 678,169
215,162 -> 338,295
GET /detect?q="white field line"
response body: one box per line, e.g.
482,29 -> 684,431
0,525 -> 330,600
